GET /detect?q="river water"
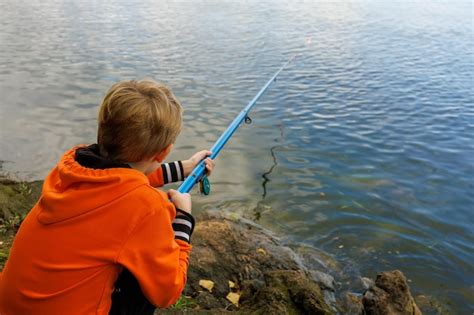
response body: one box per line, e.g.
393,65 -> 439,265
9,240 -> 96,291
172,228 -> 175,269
0,0 -> 473,312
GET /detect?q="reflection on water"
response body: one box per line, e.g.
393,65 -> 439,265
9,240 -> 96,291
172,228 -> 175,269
1,0 -> 473,312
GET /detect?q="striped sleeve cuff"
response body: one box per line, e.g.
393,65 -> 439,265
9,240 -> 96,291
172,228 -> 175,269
172,209 -> 195,244
161,161 -> 185,184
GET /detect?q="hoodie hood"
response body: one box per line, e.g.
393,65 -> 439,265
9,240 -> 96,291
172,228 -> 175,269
38,145 -> 148,224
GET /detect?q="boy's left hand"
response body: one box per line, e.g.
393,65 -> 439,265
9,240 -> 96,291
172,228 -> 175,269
182,150 -> 215,177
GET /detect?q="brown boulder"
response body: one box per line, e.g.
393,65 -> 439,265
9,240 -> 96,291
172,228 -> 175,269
362,270 -> 421,315
184,211 -> 333,314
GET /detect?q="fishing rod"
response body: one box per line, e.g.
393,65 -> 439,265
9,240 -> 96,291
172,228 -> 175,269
177,55 -> 295,194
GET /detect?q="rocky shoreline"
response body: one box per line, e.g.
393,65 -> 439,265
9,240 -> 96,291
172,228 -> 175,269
0,178 -> 443,314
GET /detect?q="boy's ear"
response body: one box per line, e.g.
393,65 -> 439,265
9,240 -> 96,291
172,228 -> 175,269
154,144 -> 174,163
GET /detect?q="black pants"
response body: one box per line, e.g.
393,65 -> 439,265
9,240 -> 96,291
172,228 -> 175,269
109,268 -> 156,315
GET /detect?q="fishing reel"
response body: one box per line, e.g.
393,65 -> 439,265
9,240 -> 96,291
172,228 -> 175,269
199,175 -> 211,195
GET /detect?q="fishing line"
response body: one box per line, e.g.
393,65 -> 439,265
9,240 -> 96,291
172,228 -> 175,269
261,122 -> 285,200
253,121 -> 285,221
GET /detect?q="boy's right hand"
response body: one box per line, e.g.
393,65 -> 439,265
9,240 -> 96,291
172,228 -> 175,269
168,189 -> 192,213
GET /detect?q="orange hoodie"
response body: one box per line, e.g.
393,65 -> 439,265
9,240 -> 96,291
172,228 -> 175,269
0,146 -> 193,314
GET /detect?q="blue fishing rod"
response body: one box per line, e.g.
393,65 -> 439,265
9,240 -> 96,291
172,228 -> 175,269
178,55 -> 295,194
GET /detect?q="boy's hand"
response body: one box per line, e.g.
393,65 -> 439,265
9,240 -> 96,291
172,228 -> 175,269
182,150 -> 215,177
168,189 -> 192,213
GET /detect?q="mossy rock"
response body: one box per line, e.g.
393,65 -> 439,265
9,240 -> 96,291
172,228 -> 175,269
240,270 -> 333,315
183,212 -> 334,314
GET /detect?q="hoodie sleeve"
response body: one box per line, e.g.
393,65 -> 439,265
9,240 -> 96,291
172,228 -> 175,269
116,202 -> 193,308
147,161 -> 185,187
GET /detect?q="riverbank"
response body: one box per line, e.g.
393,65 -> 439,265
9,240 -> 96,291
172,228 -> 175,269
0,178 -> 445,314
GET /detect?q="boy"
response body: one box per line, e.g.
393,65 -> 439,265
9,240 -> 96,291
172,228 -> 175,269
0,80 -> 215,314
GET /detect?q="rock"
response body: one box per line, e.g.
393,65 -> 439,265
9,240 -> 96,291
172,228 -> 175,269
362,270 -> 422,315
310,270 -> 336,292
360,276 -> 374,290
186,212 -> 333,314
295,244 -> 342,274
414,294 -> 449,314
192,291 -> 223,310
342,292 -> 364,315
240,270 -> 332,315
310,270 -> 337,308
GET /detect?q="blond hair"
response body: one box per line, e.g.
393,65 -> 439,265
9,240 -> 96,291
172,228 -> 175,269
97,80 -> 182,162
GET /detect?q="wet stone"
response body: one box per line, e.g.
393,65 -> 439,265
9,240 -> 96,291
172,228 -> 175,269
362,270 -> 421,315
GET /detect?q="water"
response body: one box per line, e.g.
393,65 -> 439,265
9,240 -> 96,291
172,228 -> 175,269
1,0 -> 473,312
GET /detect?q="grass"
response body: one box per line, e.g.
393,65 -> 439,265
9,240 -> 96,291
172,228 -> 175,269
0,235 -> 14,270
0,179 -> 41,270
0,213 -> 24,235
171,295 -> 196,310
